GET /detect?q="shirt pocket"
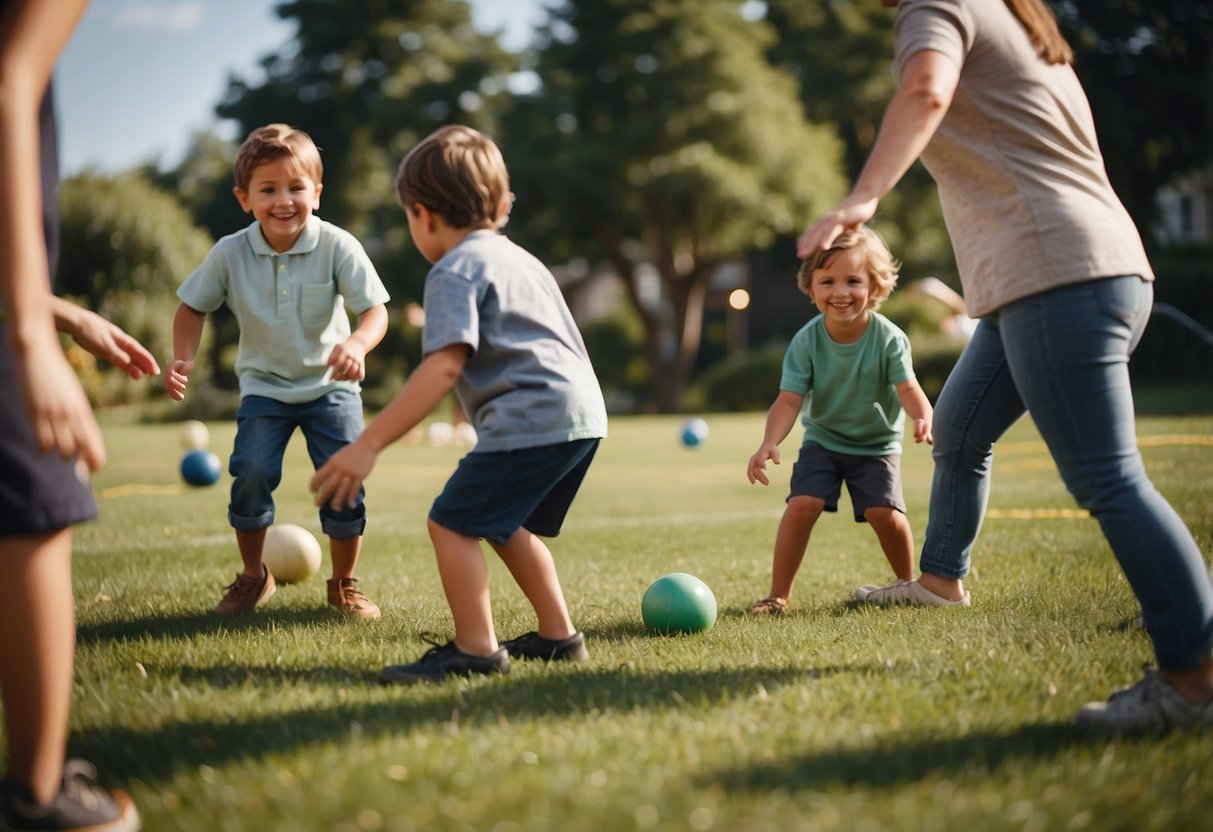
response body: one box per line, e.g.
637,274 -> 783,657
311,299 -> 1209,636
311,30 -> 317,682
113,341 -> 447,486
299,282 -> 338,337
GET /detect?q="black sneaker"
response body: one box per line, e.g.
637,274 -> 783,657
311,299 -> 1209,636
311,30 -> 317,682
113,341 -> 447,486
500,631 -> 589,662
0,759 -> 140,831
380,640 -> 510,684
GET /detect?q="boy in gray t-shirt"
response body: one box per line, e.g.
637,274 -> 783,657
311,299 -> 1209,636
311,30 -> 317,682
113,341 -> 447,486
312,125 -> 608,684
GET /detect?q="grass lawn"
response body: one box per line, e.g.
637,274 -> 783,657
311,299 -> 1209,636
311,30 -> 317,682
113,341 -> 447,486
56,408 -> 1213,831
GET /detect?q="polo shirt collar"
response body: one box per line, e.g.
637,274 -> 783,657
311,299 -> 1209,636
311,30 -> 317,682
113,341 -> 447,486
245,215 -> 322,257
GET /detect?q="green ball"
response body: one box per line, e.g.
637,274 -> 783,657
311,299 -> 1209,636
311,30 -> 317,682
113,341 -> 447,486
642,572 -> 717,635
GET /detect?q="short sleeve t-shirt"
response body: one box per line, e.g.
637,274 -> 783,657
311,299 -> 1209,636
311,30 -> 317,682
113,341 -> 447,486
780,312 -> 915,456
177,216 -> 390,404
422,230 -> 608,452
894,0 -> 1152,316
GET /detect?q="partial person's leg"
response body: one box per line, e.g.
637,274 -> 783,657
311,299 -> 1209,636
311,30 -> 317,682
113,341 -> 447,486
765,496 -> 824,602
229,397 -> 295,577
300,390 -> 368,580
429,518 -> 498,656
0,530 -> 74,805
999,278 -> 1213,689
864,507 -> 914,581
490,529 -> 575,641
917,318 -> 1026,597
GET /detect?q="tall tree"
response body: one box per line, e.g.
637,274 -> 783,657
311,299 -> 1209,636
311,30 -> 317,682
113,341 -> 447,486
214,0 -> 517,299
762,0 -> 955,281
503,0 -> 846,411
1054,0 -> 1212,240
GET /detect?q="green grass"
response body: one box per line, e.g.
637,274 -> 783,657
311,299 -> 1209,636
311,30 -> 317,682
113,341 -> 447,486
55,410 -> 1213,831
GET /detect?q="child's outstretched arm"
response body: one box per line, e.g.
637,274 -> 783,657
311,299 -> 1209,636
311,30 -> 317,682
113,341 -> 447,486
747,390 -> 804,486
895,377 -> 933,445
312,342 -> 468,510
326,303 -> 388,381
165,303 -> 206,401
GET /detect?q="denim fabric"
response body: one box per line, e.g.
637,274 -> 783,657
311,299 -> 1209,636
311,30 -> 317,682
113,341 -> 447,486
923,276 -> 1213,671
228,390 -> 366,539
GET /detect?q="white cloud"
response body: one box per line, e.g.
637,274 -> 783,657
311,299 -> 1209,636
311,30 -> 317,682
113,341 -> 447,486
111,3 -> 207,32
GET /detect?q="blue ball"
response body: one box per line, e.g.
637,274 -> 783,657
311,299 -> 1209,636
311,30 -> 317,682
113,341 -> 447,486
642,572 -> 717,635
680,417 -> 709,448
180,449 -> 221,487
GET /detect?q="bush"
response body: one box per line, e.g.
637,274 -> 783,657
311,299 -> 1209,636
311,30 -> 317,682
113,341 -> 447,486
690,347 -> 785,412
581,312 -> 650,413
57,171 -> 214,407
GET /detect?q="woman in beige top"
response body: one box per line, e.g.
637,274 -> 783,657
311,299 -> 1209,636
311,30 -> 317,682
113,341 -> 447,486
799,0 -> 1212,733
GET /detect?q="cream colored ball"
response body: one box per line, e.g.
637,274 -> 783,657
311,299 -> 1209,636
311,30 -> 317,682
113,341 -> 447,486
262,524 -> 322,584
178,420 -> 210,450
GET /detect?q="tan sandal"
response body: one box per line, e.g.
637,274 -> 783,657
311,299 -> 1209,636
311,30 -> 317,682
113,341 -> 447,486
747,596 -> 788,616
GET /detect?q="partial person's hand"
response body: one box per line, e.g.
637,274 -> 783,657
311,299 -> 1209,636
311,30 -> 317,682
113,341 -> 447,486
64,306 -> 160,379
913,418 -> 933,445
164,359 -> 194,401
311,440 -> 377,510
325,339 -> 366,382
796,194 -> 880,258
13,332 -> 105,471
747,444 -> 781,486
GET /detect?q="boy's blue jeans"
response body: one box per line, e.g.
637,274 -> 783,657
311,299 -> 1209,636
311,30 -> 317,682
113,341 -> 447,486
229,390 -> 366,540
923,275 -> 1213,671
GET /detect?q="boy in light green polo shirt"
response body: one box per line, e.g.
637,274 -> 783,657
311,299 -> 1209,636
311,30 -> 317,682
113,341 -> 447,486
166,124 -> 390,618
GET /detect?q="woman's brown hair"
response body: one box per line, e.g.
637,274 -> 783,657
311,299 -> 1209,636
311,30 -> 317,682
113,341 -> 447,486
1004,0 -> 1074,65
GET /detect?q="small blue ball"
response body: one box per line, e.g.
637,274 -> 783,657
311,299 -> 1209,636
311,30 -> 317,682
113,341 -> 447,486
680,417 -> 709,448
180,449 -> 221,487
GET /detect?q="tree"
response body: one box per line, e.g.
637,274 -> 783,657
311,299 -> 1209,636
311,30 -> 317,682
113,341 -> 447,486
762,0 -> 955,281
214,0 -> 517,301
1054,0 -> 1213,240
503,0 -> 846,411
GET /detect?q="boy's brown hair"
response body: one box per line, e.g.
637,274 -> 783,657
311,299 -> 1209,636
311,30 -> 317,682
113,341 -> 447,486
233,124 -> 323,191
798,225 -> 900,311
395,125 -> 510,229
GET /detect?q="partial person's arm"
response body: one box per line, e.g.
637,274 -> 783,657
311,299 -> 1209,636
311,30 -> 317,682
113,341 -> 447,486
747,390 -> 805,486
797,49 -> 959,257
0,0 -> 103,469
326,303 -> 388,381
50,296 -> 160,379
311,343 -> 469,509
164,303 -> 206,401
895,377 -> 933,445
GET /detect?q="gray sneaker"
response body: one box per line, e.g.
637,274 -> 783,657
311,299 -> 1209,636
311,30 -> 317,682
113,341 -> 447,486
858,578 -> 970,607
1077,670 -> 1213,734
0,759 -> 140,831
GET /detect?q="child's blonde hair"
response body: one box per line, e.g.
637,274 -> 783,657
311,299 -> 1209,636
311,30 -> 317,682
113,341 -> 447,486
798,225 -> 900,311
233,124 -> 323,191
395,125 -> 510,229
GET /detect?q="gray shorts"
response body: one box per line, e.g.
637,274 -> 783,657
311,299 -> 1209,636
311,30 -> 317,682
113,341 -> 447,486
787,442 -> 905,523
0,331 -> 96,537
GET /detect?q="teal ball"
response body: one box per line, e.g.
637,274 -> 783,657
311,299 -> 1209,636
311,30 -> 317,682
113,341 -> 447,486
180,449 -> 221,487
642,572 -> 717,634
680,417 -> 709,448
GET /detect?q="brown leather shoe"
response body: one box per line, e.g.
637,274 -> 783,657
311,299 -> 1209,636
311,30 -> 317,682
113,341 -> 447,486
327,577 -> 380,619
215,564 -> 276,615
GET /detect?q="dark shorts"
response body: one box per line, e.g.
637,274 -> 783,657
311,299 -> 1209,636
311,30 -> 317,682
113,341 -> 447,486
0,330 -> 97,537
430,438 -> 600,545
787,442 -> 905,523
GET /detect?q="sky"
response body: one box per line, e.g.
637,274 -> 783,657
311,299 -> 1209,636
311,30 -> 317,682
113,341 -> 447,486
57,0 -> 547,176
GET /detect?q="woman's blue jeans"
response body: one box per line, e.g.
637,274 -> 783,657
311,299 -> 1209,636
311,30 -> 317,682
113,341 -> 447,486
923,276 -> 1212,671
228,390 -> 367,539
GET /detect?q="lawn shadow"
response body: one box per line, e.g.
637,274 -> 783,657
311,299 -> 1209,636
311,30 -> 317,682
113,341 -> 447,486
73,661 -> 877,788
77,606 -> 355,645
700,722 -> 1103,793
